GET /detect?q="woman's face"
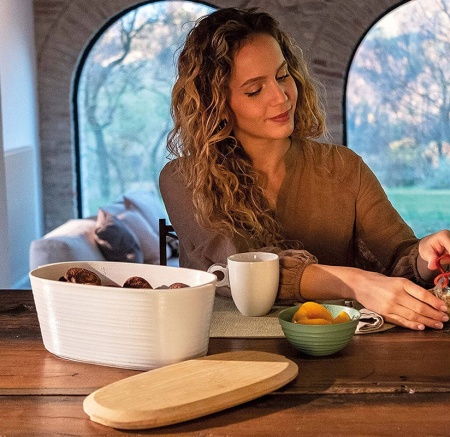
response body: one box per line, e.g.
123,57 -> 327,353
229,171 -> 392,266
228,33 -> 298,148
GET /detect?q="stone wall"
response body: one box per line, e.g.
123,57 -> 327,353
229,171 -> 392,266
33,0 -> 405,232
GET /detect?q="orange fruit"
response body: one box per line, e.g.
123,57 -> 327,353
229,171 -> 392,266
292,302 -> 334,324
333,311 -> 351,324
295,318 -> 333,325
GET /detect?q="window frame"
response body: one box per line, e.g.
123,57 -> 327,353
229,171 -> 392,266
72,0 -> 215,217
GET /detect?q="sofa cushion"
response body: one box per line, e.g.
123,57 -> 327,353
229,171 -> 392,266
123,189 -> 179,258
94,209 -> 144,263
29,219 -> 105,270
116,209 -> 165,264
100,200 -> 127,216
123,189 -> 167,234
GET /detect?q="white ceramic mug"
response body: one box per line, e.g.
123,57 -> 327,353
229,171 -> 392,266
208,252 -> 279,316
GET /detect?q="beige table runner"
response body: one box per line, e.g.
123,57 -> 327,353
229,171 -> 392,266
209,295 -> 287,338
209,296 -> 395,338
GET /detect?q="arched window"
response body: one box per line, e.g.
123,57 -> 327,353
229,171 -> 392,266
74,1 -> 215,217
346,0 -> 450,237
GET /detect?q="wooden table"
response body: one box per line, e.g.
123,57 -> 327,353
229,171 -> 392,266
1,289 -> 449,436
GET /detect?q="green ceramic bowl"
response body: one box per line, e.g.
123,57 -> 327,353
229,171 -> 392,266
278,304 -> 360,356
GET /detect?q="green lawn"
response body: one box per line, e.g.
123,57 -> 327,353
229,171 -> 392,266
385,188 -> 450,238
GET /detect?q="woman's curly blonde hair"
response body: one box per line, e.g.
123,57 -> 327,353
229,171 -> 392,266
167,8 -> 326,248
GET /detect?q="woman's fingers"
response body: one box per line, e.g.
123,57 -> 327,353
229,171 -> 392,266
383,313 -> 426,331
384,310 -> 446,331
403,281 -> 448,312
357,274 -> 448,330
419,230 -> 450,270
384,280 -> 449,330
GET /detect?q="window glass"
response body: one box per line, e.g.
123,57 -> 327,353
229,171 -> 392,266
76,1 -> 215,216
346,0 -> 450,237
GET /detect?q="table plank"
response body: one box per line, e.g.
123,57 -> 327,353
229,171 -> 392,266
0,340 -> 138,394
1,393 -> 449,436
3,334 -> 450,396
2,290 -> 450,396
208,335 -> 450,394
1,289 -> 40,339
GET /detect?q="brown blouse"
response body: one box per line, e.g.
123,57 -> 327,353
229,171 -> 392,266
159,139 -> 426,302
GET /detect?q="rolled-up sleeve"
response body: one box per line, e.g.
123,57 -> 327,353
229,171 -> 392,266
259,247 -> 318,303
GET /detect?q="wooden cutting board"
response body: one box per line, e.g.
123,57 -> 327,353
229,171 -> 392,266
83,350 -> 298,430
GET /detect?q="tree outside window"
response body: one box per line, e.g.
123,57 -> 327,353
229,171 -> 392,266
346,0 -> 450,237
75,1 -> 215,217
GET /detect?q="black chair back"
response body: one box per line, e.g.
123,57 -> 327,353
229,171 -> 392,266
159,218 -> 177,265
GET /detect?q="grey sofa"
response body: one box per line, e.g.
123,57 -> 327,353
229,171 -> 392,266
29,190 -> 178,271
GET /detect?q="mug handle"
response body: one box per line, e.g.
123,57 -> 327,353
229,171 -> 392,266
207,263 -> 229,287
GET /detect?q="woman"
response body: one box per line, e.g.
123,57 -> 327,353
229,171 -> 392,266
160,7 -> 450,330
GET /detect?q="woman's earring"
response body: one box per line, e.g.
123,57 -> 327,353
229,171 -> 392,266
218,119 -> 228,131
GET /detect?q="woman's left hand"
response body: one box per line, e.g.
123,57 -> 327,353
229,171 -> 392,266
418,230 -> 450,274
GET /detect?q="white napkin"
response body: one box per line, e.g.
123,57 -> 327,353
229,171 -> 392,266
356,308 -> 385,334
